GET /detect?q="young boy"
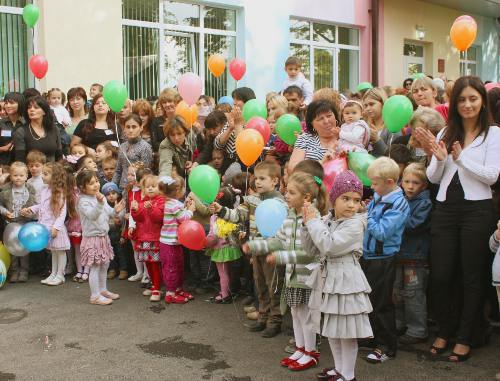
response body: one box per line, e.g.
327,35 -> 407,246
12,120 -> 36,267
282,56 -> 313,106
362,157 -> 410,363
26,150 -> 46,202
210,161 -> 285,338
0,162 -> 37,282
101,157 -> 117,183
394,163 -> 432,345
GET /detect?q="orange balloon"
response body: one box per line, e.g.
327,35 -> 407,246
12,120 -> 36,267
450,15 -> 477,52
175,101 -> 198,127
208,54 -> 225,78
235,129 -> 264,167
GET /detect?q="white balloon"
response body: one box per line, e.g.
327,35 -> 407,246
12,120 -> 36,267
3,223 -> 29,257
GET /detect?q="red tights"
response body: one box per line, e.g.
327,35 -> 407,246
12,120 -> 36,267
145,261 -> 162,291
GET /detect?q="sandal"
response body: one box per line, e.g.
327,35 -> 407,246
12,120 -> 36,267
210,293 -> 223,303
72,272 -> 82,282
448,344 -> 470,363
215,296 -> 232,304
79,272 -> 89,283
429,338 -> 448,356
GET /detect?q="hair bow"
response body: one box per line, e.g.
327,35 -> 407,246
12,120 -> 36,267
64,154 -> 79,164
159,176 -> 176,185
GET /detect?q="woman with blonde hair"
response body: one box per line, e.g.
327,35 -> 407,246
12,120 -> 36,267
151,88 -> 181,151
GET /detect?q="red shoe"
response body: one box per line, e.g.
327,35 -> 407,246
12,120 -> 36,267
280,347 -> 304,367
288,350 -> 319,371
176,289 -> 194,300
164,294 -> 188,304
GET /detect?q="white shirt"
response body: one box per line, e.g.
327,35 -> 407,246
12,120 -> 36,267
282,72 -> 313,105
427,126 -> 500,202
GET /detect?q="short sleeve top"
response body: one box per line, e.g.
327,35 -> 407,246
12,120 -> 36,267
293,132 -> 326,161
73,119 -> 118,150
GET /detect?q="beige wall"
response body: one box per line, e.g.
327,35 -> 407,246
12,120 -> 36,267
36,0 -> 122,96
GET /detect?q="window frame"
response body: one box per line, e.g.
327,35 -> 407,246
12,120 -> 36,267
122,1 -> 239,97
459,46 -> 478,77
403,41 -> 425,78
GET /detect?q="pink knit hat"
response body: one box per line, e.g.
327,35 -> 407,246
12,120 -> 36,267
329,170 -> 363,205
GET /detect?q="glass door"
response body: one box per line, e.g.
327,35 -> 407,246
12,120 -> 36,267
314,47 -> 335,89
162,30 -> 197,89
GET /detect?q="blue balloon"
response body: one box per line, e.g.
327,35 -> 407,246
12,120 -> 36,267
255,199 -> 287,238
18,222 -> 50,252
218,95 -> 234,106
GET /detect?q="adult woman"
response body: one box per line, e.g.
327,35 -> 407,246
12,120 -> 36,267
66,87 -> 88,136
150,88 -> 180,152
133,99 -> 154,146
411,76 -> 438,108
415,76 -> 500,362
13,96 -> 62,162
158,116 -> 198,178
231,87 -> 256,110
362,88 -> 401,157
71,94 -> 118,151
288,100 -> 339,172
0,92 -> 24,165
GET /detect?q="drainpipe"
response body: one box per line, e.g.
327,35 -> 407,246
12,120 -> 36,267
371,0 -> 379,86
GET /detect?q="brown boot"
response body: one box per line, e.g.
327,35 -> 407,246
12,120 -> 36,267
9,272 -> 19,283
118,270 -> 128,280
107,269 -> 117,280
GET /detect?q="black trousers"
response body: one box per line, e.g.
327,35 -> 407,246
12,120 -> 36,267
430,199 -> 494,346
361,256 -> 397,354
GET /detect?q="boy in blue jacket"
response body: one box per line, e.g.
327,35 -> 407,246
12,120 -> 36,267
362,157 -> 410,363
394,163 -> 432,345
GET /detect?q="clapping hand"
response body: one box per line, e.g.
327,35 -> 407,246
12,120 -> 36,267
451,141 -> 462,161
114,199 -> 126,213
130,200 -> 139,211
302,201 -> 316,223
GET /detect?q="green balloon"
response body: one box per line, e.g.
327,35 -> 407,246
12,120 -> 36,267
242,99 -> 267,122
411,73 -> 425,79
382,95 -> 413,133
188,165 -> 220,204
22,4 -> 40,28
103,80 -> 128,113
356,82 -> 373,92
275,114 -> 301,146
348,152 -> 376,186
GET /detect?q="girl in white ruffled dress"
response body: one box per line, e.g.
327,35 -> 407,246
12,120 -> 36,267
302,170 -> 373,381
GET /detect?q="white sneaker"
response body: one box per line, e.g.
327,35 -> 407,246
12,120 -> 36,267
41,274 -> 56,284
141,274 -> 150,284
127,272 -> 143,282
47,275 -> 65,286
142,289 -> 152,296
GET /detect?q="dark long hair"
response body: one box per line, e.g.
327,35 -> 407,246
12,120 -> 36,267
26,96 -> 54,132
81,94 -> 116,141
443,76 -> 491,150
66,87 -> 89,116
305,100 -> 340,135
488,87 -> 500,126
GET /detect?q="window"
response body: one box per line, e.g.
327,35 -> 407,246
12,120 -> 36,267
122,1 -> 238,100
403,42 -> 425,78
289,18 -> 359,93
460,46 -> 478,76
0,0 -> 34,97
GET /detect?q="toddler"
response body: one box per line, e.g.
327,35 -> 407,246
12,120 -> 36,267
282,56 -> 313,105
48,88 -> 71,127
337,100 -> 370,153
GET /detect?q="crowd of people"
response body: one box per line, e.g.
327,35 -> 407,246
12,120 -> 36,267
0,55 -> 499,381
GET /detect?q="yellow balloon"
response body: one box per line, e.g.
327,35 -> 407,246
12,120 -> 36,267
0,242 -> 11,270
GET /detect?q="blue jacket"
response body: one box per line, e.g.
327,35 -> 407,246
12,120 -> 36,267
398,190 -> 432,261
363,187 -> 410,259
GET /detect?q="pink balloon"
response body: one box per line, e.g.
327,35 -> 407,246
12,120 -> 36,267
485,82 -> 500,92
29,54 -> 48,79
323,157 -> 348,192
246,117 -> 270,144
229,58 -> 246,81
177,72 -> 202,106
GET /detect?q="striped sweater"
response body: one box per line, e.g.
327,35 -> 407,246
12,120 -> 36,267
159,198 -> 193,245
247,208 -> 319,289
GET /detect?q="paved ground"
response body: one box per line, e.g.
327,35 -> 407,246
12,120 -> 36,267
1,278 -> 499,381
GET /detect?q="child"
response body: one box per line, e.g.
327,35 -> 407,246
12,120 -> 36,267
70,143 -> 88,159
206,187 -> 243,304
76,155 -> 98,174
21,162 -> 75,286
159,175 -> 196,304
131,175 -> 165,302
491,220 -> 500,314
0,162 -> 36,282
101,157 -> 117,183
209,148 -> 225,174
362,157 -> 410,363
102,182 -> 127,280
210,161 -> 285,338
88,83 -> 103,107
395,163 -> 432,345
337,100 -> 370,153
113,114 -> 153,189
76,170 -> 124,305
246,172 -> 328,370
26,150 -> 46,202
303,171 -> 373,381
96,141 -> 118,163
282,56 -> 313,106
388,144 -> 411,181
48,88 -> 71,127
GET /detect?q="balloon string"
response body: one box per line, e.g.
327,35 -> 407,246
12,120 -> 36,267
114,114 -> 132,167
245,167 -> 249,197
388,134 -> 394,158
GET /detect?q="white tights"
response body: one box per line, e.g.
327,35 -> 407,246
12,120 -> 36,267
291,305 -> 316,351
131,241 -> 148,278
50,250 -> 67,277
89,263 -> 109,299
328,338 -> 358,381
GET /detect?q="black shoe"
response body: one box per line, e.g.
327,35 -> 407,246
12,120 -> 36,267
398,334 -> 428,345
241,295 -> 255,306
261,325 -> 281,338
248,321 -> 266,332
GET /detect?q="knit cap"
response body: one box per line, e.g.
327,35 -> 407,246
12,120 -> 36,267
101,182 -> 120,196
329,170 -> 363,205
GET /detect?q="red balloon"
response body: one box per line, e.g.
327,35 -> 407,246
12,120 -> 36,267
29,55 -> 48,79
229,58 -> 246,81
246,117 -> 270,144
178,220 -> 206,250
323,157 -> 348,192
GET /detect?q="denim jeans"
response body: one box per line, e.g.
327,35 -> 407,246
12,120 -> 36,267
393,262 -> 429,338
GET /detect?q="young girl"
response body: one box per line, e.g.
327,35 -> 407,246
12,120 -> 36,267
21,162 -> 75,286
76,155 -> 98,173
70,143 -> 88,159
159,175 -> 195,304
48,88 -> 71,127
303,170 -> 373,381
130,175 -> 165,302
95,141 -> 118,184
243,172 -> 327,370
76,170 -> 124,305
205,187 -> 243,304
337,100 -> 370,153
